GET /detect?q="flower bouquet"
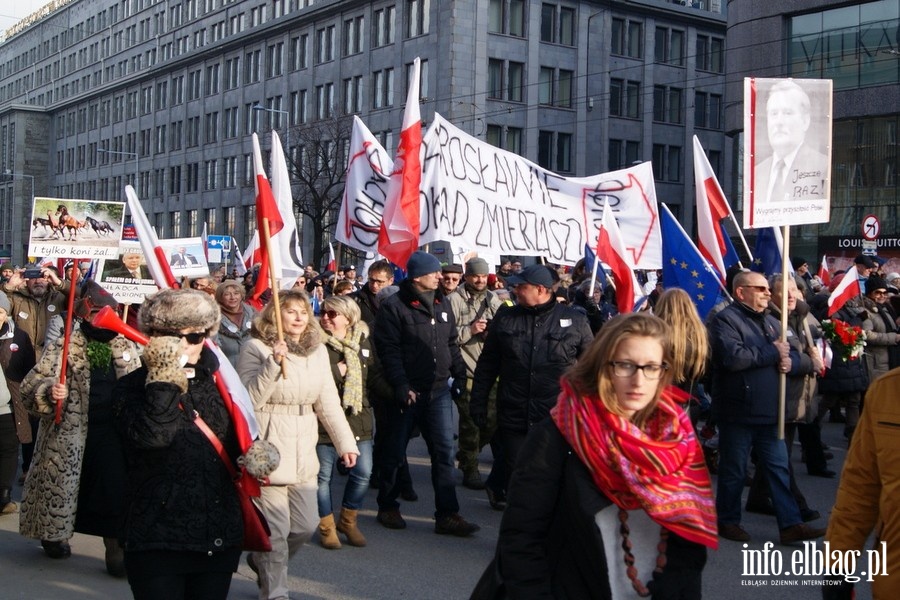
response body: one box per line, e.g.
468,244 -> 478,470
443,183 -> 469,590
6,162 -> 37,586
822,318 -> 866,361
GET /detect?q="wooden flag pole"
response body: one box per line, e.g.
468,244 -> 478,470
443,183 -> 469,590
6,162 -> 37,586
262,217 -> 288,379
56,263 -> 81,424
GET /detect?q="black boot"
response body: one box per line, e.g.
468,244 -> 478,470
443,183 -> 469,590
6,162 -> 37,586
41,540 -> 72,559
103,537 -> 126,577
0,488 -> 17,515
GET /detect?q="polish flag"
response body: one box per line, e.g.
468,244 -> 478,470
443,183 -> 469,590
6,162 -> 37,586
817,254 -> 831,287
326,242 -> 337,273
125,185 -> 179,289
694,136 -> 738,282
378,57 -> 422,267
596,199 -> 642,314
827,273 -> 861,316
201,222 -> 209,262
248,133 -> 285,308
269,131 -> 304,281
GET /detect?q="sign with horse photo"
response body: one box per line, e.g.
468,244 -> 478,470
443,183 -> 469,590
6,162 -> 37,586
28,197 -> 126,259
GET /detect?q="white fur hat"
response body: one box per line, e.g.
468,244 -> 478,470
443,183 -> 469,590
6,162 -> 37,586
139,288 -> 220,337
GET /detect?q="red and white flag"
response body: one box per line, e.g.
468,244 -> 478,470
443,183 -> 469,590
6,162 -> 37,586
248,133 -> 286,308
596,199 -> 642,314
817,254 -> 831,287
694,136 -> 735,282
269,130 -> 304,281
378,57 -> 422,267
201,222 -> 209,262
827,273 -> 861,316
125,185 -> 178,289
326,242 -> 337,273
233,242 -> 248,276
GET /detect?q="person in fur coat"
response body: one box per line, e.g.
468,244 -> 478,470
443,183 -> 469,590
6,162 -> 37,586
238,289 -> 359,600
19,281 -> 142,572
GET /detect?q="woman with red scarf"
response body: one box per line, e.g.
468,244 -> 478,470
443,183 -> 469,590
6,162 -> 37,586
472,313 -> 717,599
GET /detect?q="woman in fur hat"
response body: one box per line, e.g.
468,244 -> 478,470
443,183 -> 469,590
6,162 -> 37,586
19,281 -> 142,573
238,290 -> 359,600
116,288 -> 246,599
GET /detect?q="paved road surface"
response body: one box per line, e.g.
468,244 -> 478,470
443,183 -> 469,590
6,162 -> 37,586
0,420 -> 871,599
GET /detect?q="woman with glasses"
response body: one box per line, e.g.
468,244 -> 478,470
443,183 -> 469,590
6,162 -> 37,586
861,274 -> 900,382
116,288 -> 243,598
238,290 -> 359,599
474,313 -> 716,599
214,280 -> 256,367
315,296 -> 388,549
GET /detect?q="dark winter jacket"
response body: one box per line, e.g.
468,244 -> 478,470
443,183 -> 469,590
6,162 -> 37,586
708,301 -> 785,424
471,418 -> 706,600
373,279 -> 467,402
116,347 -> 243,553
818,305 -> 869,395
470,299 -> 593,434
353,285 -> 381,328
0,320 -> 36,442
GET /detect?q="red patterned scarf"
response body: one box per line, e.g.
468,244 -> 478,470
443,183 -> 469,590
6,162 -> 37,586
551,380 -> 718,549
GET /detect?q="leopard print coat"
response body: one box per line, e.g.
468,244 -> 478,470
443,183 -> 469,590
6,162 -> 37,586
19,330 -> 141,542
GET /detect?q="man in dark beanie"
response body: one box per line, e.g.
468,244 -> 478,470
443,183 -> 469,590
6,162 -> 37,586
373,251 -> 478,536
440,263 -> 463,297
447,257 -> 505,495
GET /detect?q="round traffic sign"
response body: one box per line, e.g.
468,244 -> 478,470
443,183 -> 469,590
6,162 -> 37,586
862,214 -> 880,241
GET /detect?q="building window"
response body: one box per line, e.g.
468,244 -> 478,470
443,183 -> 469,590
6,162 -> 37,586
652,144 -> 682,182
205,112 -> 219,143
290,35 -> 308,71
316,26 -> 335,63
171,76 -> 184,105
609,139 -> 641,171
538,67 -> 573,108
610,79 -> 640,118
344,76 -> 363,114
540,3 -> 574,45
224,107 -> 239,138
405,59 -> 429,101
204,159 -> 218,190
372,68 -> 394,109
169,165 -> 182,194
611,18 -> 642,58
291,90 -> 308,125
156,82 -> 168,109
372,6 -> 395,47
186,162 -> 199,192
488,0 -> 525,37
694,92 -> 722,129
487,59 -> 524,102
170,120 -> 183,150
485,125 -> 522,154
696,34 -> 724,73
223,156 -> 237,188
205,64 -> 220,95
186,116 -> 200,147
654,27 -> 684,66
188,70 -> 202,100
343,16 -> 364,56
537,130 -> 573,173
406,0 -> 430,38
244,50 -> 261,83
266,43 -> 283,78
653,86 -> 683,124
316,83 -> 334,119
225,57 -> 240,89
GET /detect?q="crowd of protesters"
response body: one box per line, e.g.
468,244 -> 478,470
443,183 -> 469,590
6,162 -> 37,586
1,249 -> 899,599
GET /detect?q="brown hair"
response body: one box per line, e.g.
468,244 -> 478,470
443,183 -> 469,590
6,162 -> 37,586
564,313 -> 673,427
653,288 -> 708,385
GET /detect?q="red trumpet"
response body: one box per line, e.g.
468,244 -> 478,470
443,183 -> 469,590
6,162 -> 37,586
90,305 -> 149,346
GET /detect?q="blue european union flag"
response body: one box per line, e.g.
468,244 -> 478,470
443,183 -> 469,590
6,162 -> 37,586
660,206 -> 723,319
750,228 -> 782,276
583,244 -> 607,284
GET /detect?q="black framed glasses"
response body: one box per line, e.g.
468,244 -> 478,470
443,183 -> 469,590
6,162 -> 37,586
322,309 -> 342,320
608,361 -> 668,380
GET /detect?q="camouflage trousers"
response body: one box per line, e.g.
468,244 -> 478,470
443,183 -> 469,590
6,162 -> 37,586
454,379 -> 498,472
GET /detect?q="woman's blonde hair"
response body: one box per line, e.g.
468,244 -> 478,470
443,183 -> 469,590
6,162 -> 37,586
653,288 -> 708,385
251,289 -> 323,344
321,295 -> 361,329
214,279 -> 245,304
564,313 -> 673,427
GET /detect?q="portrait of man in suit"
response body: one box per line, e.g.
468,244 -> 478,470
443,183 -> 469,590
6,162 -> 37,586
170,246 -> 200,267
105,251 -> 151,281
755,80 -> 830,204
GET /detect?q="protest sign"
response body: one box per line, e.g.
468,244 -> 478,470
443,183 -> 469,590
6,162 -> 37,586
28,197 -> 125,259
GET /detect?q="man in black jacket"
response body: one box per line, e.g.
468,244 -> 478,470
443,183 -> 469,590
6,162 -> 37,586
373,251 -> 478,537
708,270 -> 826,545
470,264 -> 593,505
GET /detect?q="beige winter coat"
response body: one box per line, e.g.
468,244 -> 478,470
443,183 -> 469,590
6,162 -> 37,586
238,336 -> 358,486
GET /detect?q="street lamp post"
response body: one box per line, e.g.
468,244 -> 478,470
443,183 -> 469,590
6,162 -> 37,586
97,148 -> 139,188
252,104 -> 291,155
4,169 -> 36,264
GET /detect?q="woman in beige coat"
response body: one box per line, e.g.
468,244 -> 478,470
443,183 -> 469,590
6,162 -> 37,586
237,290 -> 358,600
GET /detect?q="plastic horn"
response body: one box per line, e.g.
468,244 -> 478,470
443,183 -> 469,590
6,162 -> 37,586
90,306 -> 149,346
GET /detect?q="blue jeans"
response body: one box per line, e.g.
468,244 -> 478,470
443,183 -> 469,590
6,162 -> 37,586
716,422 -> 803,529
376,388 -> 459,518
316,440 -> 373,517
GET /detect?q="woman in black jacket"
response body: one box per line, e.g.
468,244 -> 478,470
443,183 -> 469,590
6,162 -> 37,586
117,289 -> 243,600
474,313 -> 716,599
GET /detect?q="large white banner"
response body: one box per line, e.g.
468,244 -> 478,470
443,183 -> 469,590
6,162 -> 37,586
338,114 -> 662,268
